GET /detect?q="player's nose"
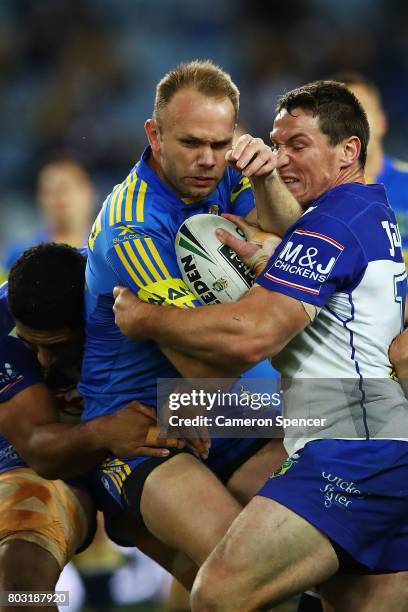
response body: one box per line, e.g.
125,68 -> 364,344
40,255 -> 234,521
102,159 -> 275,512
37,347 -> 56,368
198,146 -> 216,167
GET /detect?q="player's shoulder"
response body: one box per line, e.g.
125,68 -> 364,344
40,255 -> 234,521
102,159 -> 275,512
389,157 -> 408,177
318,183 -> 388,222
0,336 -> 42,400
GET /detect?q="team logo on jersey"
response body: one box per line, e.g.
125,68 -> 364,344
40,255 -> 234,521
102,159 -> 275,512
209,204 -> 219,215
270,453 -> 300,478
264,229 -> 344,295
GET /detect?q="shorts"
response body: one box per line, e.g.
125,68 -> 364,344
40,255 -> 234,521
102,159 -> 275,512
257,439 -> 408,573
0,467 -> 94,569
93,438 -> 269,544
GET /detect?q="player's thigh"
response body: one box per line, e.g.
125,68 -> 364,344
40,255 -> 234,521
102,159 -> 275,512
321,572 -> 408,612
140,452 -> 242,565
195,495 -> 339,608
226,438 -> 287,505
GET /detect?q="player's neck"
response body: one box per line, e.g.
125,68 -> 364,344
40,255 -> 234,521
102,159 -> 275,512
334,164 -> 365,189
51,228 -> 87,248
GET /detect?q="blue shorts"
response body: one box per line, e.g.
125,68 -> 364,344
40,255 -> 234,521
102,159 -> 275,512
257,439 -> 408,573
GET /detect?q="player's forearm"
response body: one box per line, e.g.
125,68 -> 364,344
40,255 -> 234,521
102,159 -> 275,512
251,171 -> 302,235
142,300 -> 264,370
24,419 -> 111,479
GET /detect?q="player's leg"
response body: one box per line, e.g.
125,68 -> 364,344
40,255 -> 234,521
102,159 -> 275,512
226,438 -> 287,505
191,495 -> 339,611
320,573 -> 408,612
0,540 -> 60,612
138,453 -> 243,567
0,468 -> 94,612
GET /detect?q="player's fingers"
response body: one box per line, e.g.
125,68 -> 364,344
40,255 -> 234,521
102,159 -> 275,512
113,285 -> 125,300
240,154 -> 275,178
221,213 -> 258,229
145,426 -> 183,448
226,134 -> 253,163
215,229 -> 259,260
234,138 -> 270,172
136,446 -> 171,458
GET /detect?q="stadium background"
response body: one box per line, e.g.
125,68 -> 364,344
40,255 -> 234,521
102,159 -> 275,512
0,0 -> 407,610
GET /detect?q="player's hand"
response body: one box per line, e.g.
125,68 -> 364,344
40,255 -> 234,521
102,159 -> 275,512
113,286 -> 150,340
102,401 -> 184,458
216,213 -> 282,275
226,134 -> 276,178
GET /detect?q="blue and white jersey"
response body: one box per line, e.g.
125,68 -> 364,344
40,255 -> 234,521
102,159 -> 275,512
258,183 -> 408,453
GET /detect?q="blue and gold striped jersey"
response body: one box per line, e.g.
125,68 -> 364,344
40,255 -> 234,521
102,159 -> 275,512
79,147 -> 254,419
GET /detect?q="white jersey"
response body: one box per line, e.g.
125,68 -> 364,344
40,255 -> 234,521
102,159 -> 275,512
258,183 -> 408,454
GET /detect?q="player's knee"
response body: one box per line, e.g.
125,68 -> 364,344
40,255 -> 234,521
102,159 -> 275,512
191,562 -> 233,612
0,540 -> 59,591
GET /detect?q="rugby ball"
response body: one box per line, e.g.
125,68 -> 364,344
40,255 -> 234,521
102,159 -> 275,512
175,214 -> 255,304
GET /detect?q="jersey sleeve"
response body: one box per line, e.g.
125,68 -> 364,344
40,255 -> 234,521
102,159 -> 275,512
106,226 -> 203,309
257,214 -> 367,307
229,174 -> 255,217
0,337 -> 43,403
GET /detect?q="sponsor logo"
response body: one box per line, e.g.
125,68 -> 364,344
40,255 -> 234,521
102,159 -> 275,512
270,453 -> 300,478
265,229 -> 344,294
113,225 -> 148,244
320,471 -> 363,509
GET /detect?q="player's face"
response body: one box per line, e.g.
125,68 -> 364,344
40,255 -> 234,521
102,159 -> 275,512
15,322 -> 83,369
147,88 -> 236,201
271,108 -> 346,207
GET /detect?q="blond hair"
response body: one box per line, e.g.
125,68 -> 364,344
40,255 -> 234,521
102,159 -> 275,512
153,60 -> 239,122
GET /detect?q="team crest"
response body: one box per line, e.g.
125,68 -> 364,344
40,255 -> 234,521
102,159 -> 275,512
270,453 -> 300,478
209,204 -> 219,215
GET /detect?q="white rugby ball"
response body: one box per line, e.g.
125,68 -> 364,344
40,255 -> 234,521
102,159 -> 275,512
175,214 -> 255,304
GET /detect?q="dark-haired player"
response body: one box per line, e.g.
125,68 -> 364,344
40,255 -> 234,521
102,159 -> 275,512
0,243 -> 178,610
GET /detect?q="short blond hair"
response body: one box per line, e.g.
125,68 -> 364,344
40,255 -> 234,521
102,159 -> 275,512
153,60 -> 240,122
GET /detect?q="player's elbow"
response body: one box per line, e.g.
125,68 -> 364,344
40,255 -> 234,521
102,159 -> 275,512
228,333 -> 276,368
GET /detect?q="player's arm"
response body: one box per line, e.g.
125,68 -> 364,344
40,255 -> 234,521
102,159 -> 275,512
0,384 -> 179,479
227,134 -> 303,235
113,285 -> 309,374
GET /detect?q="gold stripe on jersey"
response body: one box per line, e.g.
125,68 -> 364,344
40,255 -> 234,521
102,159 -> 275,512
145,238 -> 171,279
116,174 -> 134,224
88,207 -> 103,252
132,239 -> 164,282
125,172 -> 138,221
230,176 -> 251,203
114,244 -> 146,287
136,180 -> 147,222
122,241 -> 152,285
109,183 -> 123,226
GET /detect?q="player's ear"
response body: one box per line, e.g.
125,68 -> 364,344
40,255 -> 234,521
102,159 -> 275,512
145,119 -> 161,154
339,136 -> 361,169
